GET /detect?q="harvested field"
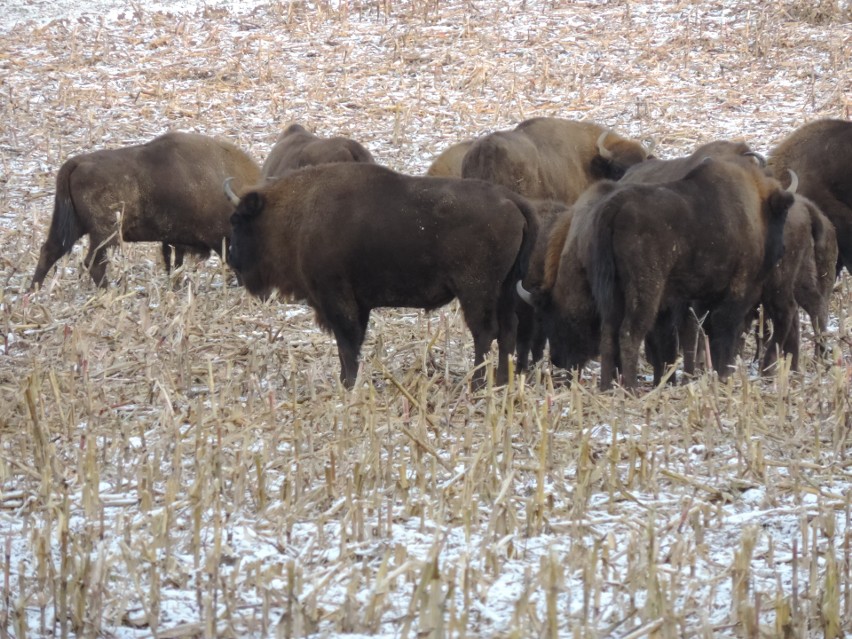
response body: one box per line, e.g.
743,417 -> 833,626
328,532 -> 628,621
1,0 -> 852,637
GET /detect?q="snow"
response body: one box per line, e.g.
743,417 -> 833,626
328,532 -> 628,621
2,0 -> 851,636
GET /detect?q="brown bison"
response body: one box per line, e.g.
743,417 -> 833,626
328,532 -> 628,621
225,163 -> 538,388
425,140 -> 473,178
589,157 -> 794,390
769,119 -> 852,275
516,183 -> 614,376
461,117 -> 651,203
262,123 -> 374,179
624,141 -> 835,376
30,131 -> 261,290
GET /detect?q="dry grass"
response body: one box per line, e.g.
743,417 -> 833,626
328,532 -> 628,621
1,1 -> 852,637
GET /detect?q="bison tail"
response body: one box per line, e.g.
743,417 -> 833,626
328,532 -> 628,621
761,190 -> 793,276
50,160 -> 84,256
508,194 -> 540,284
587,200 -> 621,322
804,198 -> 826,247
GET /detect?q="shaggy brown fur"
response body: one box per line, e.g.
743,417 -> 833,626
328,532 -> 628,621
262,123 -> 374,178
227,163 -> 538,388
461,117 -> 650,203
590,158 -> 793,390
425,140 -> 473,178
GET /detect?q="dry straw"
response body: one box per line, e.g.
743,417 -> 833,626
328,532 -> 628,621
1,0 -> 851,637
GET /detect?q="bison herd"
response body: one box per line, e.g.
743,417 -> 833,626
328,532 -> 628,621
28,117 -> 852,391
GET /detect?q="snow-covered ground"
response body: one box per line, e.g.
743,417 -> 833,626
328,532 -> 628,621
1,0 -> 851,637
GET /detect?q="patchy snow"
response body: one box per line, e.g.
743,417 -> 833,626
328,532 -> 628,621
1,0 -> 851,637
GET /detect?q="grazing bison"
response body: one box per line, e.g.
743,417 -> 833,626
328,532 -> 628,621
262,123 -> 374,179
30,131 -> 260,290
425,140 -> 473,178
461,117 -> 651,203
769,119 -> 852,275
225,163 -> 538,388
515,199 -> 570,370
518,141 -> 763,383
589,157 -> 794,390
516,183 -> 616,375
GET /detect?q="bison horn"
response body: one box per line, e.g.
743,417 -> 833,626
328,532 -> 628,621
516,280 -> 534,306
743,151 -> 767,167
786,169 -> 798,194
596,131 -> 614,160
643,137 -> 657,157
223,177 -> 241,206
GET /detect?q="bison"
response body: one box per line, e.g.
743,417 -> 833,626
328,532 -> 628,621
225,163 -> 538,388
460,117 -> 651,204
262,123 -> 374,179
425,140 -> 473,178
589,157 -> 794,390
769,119 -> 852,275
624,141 -> 835,376
30,131 -> 261,290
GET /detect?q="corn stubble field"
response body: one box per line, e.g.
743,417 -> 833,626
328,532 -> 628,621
1,0 -> 852,637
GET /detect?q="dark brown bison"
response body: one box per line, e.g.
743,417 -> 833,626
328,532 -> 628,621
425,140 -> 473,178
769,119 -> 852,275
262,124 -> 374,179
589,157 -> 794,390
516,183 -> 614,376
624,141 -> 835,376
461,117 -> 651,203
30,131 -> 261,290
225,163 -> 538,388
515,199 -> 570,370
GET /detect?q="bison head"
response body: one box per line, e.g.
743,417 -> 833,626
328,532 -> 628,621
225,181 -> 273,299
591,131 -> 651,181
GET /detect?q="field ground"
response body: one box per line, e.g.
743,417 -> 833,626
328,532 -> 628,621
1,0 -> 852,637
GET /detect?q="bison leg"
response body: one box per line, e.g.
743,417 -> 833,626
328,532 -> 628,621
31,235 -> 78,290
515,302 -> 535,372
322,300 -> 369,389
459,298 -> 500,386
707,301 -> 752,379
85,233 -> 114,288
795,277 -> 830,358
761,296 -> 800,373
679,311 -> 700,379
530,317 -> 547,366
174,246 -> 186,270
161,243 -> 173,273
495,286 -> 519,386
645,309 -> 680,386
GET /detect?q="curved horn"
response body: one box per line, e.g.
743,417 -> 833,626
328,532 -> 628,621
223,177 -> 241,206
743,151 -> 767,168
596,131 -> 613,160
786,169 -> 798,194
516,280 -> 534,306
